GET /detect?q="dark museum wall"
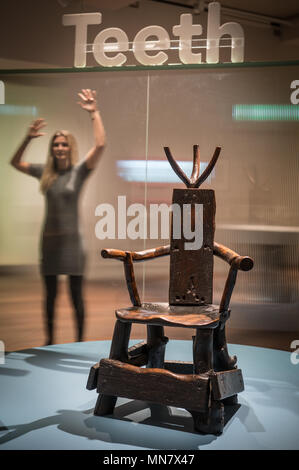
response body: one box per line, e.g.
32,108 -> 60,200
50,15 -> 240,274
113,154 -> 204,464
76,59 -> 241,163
0,0 -> 299,68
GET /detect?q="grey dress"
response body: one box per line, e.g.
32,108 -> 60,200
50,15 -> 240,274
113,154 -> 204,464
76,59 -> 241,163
28,161 -> 92,276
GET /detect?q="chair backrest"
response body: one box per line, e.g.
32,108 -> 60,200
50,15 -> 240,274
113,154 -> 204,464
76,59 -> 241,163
164,145 -> 221,306
169,188 -> 215,306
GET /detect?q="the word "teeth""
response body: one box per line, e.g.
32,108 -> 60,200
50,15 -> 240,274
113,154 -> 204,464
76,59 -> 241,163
63,2 -> 244,68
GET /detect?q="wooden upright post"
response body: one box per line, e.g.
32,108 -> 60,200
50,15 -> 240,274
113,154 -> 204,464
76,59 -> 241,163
169,188 -> 216,306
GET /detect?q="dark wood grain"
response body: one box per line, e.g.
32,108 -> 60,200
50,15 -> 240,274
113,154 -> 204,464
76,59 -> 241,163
94,393 -> 117,416
213,242 -> 254,271
210,369 -> 244,400
127,341 -> 148,366
123,252 -> 141,307
219,265 -> 238,313
147,336 -> 168,368
213,322 -> 237,371
94,318 -> 133,414
164,360 -> 193,374
97,358 -> 210,412
193,329 -> 214,374
169,189 -> 216,306
163,145 -> 221,189
193,147 -> 221,188
109,319 -> 132,362
188,400 -> 224,435
163,146 -> 190,187
190,145 -> 200,184
116,302 -> 220,328
86,362 -> 100,390
101,245 -> 170,262
127,341 -> 147,357
146,325 -> 168,368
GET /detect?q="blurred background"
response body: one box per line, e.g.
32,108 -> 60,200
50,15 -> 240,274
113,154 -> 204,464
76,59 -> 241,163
0,0 -> 299,351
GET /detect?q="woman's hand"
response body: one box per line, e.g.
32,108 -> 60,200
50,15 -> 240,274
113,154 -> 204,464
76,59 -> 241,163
80,88 -> 105,170
77,89 -> 98,114
27,118 -> 46,139
11,118 -> 46,174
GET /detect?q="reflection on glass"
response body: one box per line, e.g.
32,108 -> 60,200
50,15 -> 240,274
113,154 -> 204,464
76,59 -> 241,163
233,104 -> 299,121
1,65 -> 298,346
117,160 -> 213,183
0,105 -> 37,116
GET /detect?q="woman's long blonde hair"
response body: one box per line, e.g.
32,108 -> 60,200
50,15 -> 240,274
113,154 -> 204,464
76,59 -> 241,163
40,130 -> 79,194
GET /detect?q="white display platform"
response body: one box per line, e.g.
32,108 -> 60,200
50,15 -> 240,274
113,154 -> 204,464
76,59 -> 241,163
0,340 -> 298,451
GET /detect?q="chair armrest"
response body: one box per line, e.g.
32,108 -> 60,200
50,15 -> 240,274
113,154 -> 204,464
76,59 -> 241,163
101,245 -> 170,307
101,245 -> 170,262
213,242 -> 254,271
101,248 -> 127,261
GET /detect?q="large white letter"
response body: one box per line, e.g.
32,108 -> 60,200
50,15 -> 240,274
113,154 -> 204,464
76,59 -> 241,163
133,26 -> 170,66
95,203 -> 115,239
0,340 -> 4,364
172,14 -> 203,64
63,13 -> 102,67
149,203 -> 171,240
290,80 -> 299,105
117,195 -> 127,239
149,203 -> 181,240
183,204 -> 203,251
0,81 -> 4,104
206,2 -> 244,64
93,28 -> 129,67
290,340 -> 299,365
127,204 -> 147,240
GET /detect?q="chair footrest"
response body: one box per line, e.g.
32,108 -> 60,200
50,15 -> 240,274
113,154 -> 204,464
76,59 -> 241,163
97,358 -> 210,412
164,360 -> 194,374
86,362 -> 100,390
127,341 -> 148,366
128,341 -> 147,357
89,359 -> 243,403
211,369 -> 244,400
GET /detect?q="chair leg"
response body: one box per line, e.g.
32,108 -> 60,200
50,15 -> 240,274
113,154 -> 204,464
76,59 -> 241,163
93,319 -> 132,416
109,320 -> 132,361
213,323 -> 237,371
94,394 -> 117,416
189,400 -> 224,435
146,325 -> 168,368
222,394 -> 238,406
191,328 -> 224,434
193,328 -> 214,374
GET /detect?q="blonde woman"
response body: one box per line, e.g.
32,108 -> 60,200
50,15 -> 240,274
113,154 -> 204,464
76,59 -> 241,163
10,89 -> 106,344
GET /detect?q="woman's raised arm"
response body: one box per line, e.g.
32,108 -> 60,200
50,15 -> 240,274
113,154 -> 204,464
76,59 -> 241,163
77,89 -> 106,170
10,118 -> 46,174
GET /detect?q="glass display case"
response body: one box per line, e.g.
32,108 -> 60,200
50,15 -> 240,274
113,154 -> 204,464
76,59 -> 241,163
1,62 -> 298,336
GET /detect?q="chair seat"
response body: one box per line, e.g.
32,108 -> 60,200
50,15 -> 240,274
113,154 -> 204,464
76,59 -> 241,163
116,302 -> 220,329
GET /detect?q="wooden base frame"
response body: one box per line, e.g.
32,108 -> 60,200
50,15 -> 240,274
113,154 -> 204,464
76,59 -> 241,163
87,320 -> 244,435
